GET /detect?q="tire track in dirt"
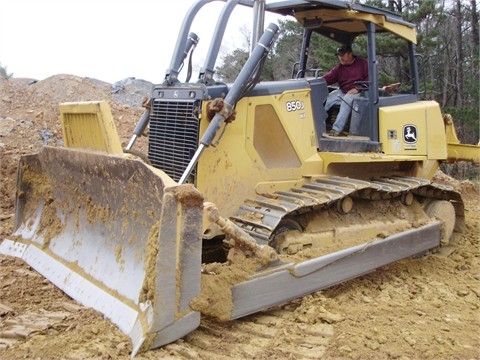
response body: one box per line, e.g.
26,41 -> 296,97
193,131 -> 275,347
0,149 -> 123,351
162,308 -> 335,359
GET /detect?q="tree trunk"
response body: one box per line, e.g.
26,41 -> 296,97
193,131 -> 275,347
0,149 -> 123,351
472,0 -> 479,60
471,0 -> 480,118
455,0 -> 463,107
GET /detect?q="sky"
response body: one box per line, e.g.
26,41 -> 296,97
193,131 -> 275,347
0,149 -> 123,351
0,0 -> 283,84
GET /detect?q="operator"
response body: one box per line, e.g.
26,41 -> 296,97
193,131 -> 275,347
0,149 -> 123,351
322,45 -> 368,137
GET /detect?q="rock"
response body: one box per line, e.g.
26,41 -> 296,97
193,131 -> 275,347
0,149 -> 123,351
0,117 -> 16,136
318,310 -> 344,323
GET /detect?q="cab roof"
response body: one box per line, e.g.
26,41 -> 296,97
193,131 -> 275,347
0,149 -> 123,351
259,0 -> 417,44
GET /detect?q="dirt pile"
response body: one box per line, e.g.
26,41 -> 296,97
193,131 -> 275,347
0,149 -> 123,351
0,75 -> 149,237
0,75 -> 479,359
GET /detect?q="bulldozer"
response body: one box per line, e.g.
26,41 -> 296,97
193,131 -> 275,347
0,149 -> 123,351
1,0 -> 479,356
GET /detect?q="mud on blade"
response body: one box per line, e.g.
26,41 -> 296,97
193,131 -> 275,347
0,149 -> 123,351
0,146 -> 204,356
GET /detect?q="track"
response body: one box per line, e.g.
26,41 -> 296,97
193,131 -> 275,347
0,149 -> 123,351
230,175 -> 464,250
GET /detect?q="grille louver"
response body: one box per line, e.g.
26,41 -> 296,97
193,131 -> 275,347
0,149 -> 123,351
148,97 -> 201,182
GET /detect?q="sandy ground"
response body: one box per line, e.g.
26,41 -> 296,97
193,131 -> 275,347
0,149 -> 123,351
0,76 -> 479,359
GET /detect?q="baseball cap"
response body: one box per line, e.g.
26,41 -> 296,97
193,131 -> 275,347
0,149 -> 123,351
336,45 -> 352,55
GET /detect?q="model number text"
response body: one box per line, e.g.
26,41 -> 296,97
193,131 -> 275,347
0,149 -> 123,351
285,100 -> 304,112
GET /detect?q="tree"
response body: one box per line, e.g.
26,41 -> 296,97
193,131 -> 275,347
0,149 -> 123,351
0,62 -> 13,79
216,19 -> 342,82
269,19 -> 304,80
215,49 -> 249,83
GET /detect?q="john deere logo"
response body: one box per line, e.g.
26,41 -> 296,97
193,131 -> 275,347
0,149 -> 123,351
403,125 -> 417,144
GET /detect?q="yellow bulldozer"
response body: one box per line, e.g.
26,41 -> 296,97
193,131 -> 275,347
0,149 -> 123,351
1,0 -> 479,356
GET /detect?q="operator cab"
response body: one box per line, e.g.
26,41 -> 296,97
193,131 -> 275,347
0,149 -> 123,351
281,1 -> 422,153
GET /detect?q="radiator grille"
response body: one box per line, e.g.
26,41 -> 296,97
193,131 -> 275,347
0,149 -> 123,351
148,98 -> 201,182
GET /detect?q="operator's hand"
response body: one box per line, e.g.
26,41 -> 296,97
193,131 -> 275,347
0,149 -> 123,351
347,88 -> 359,95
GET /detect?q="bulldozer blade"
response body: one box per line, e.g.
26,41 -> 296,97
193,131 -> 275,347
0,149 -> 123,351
0,146 -> 204,356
